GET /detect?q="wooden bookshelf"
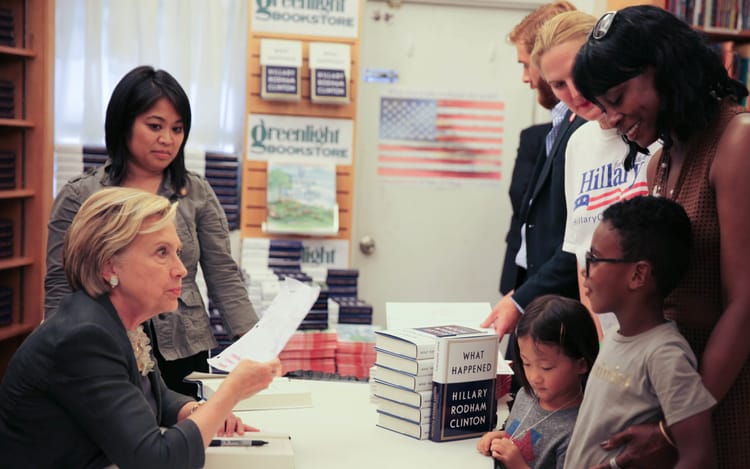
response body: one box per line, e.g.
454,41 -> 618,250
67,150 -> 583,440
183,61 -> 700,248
241,8 -> 361,243
608,0 -> 750,43
0,0 -> 54,377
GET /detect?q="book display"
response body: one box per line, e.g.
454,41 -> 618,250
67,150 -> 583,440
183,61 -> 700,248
0,0 -> 54,377
372,324 -> 492,441
429,330 -> 498,442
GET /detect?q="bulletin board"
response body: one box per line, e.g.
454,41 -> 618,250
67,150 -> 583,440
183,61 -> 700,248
241,5 -> 361,242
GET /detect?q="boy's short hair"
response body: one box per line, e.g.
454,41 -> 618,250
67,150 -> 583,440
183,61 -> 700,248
601,196 -> 691,297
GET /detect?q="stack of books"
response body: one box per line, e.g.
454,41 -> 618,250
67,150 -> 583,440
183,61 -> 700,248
0,79 -> 14,119
299,287 -> 328,331
278,329 -> 337,375
326,268 -> 358,299
82,146 -> 108,172
335,324 -> 379,379
204,152 -> 241,230
0,7 -> 14,47
0,218 -> 12,258
333,297 -> 373,325
0,286 -> 11,327
207,300 -> 233,361
372,327 -> 443,440
0,150 -> 15,189
241,238 -> 304,312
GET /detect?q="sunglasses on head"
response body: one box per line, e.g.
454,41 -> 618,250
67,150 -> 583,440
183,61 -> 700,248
591,11 -> 617,40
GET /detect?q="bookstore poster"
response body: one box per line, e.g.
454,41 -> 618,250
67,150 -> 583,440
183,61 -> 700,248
247,114 -> 354,165
251,0 -> 360,39
376,89 -> 506,184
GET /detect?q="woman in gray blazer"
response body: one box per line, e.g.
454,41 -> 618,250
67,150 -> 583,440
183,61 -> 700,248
45,66 -> 258,396
0,187 -> 280,469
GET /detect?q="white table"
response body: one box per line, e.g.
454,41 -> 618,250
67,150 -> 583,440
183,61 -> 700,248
207,379 -> 490,469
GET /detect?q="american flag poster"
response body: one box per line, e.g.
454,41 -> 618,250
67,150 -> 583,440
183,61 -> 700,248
377,96 -> 505,181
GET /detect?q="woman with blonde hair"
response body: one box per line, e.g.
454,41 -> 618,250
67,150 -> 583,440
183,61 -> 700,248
530,10 -> 657,338
1,187 -> 280,469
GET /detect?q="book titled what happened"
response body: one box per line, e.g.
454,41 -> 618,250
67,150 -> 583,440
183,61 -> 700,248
429,329 -> 498,442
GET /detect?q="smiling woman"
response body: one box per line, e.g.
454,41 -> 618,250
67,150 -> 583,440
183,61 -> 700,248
44,66 -> 260,398
573,6 -> 750,468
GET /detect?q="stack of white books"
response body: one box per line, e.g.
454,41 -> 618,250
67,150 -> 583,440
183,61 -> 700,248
372,326 -> 459,440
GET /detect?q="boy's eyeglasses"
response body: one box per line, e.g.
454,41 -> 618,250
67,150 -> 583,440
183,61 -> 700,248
584,250 -> 637,277
591,11 -> 617,40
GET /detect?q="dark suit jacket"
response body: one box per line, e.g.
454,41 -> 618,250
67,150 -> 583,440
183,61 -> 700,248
512,111 -> 585,308
0,291 -> 204,469
500,122 -> 551,294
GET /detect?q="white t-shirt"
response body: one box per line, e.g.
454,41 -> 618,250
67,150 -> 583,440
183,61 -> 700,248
562,122 -> 659,266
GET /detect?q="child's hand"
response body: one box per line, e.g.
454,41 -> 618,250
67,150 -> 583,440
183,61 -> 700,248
477,430 -> 507,455
491,436 -> 527,469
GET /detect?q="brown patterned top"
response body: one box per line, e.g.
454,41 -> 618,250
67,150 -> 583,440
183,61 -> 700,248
651,100 -> 744,352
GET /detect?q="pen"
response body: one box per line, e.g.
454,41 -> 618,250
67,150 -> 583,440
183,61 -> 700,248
209,439 -> 269,447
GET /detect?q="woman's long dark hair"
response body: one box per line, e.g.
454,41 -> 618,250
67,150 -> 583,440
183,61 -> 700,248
104,65 -> 192,193
573,5 -> 747,148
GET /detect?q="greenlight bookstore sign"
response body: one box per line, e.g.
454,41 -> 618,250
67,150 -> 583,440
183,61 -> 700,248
247,113 -> 353,165
251,0 -> 360,39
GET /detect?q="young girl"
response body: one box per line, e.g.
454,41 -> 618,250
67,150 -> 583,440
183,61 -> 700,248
477,295 -> 599,469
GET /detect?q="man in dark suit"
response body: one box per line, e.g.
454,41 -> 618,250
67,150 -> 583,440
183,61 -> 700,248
483,1 -> 582,335
499,123 -> 551,294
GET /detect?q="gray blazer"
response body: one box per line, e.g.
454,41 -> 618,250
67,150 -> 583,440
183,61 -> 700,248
44,164 -> 259,359
0,291 -> 203,469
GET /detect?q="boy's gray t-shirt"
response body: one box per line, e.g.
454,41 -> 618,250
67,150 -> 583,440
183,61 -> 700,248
564,322 -> 716,468
502,387 -> 579,469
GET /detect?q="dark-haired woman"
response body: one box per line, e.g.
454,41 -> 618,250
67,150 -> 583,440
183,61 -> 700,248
573,6 -> 750,468
45,66 -> 259,397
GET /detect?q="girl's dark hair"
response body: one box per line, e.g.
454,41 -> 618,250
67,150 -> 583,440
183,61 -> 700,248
601,196 -> 691,297
104,65 -> 191,192
511,295 -> 599,396
573,5 -> 747,148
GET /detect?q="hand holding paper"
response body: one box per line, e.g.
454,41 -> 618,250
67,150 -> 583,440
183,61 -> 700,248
208,278 -> 321,372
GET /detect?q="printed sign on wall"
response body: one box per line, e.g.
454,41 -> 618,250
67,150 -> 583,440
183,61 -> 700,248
247,113 -> 354,165
251,0 -> 360,39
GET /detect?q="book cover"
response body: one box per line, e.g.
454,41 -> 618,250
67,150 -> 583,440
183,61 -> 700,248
429,330 -> 499,442
373,380 -> 431,408
377,398 -> 431,425
375,350 -> 434,376
374,324 -> 483,360
376,412 -> 431,440
264,161 -> 339,236
372,365 -> 433,392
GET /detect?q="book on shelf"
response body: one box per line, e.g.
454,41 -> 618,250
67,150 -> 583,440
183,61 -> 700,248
430,329 -> 499,442
372,365 -> 432,392
263,160 -> 339,236
373,380 -> 432,408
376,412 -> 431,440
375,350 -> 434,376
377,398 -> 431,425
204,431 -> 294,469
185,374 -> 313,411
374,324 -> 483,360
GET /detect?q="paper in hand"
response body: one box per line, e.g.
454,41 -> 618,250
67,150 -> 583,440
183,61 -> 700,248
207,278 -> 320,372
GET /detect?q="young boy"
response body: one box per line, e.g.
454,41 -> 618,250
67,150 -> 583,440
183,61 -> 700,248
563,196 -> 716,469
